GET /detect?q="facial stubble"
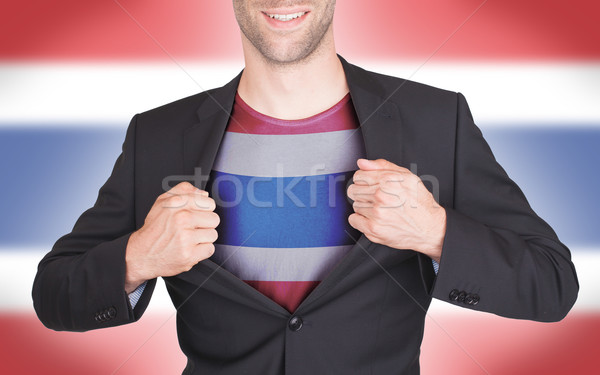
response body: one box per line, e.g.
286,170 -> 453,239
233,0 -> 336,67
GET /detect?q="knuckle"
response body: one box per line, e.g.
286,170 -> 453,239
382,172 -> 401,183
367,222 -> 381,237
177,229 -> 193,244
182,257 -> 196,272
405,172 -> 420,184
379,189 -> 400,206
187,248 -> 201,264
165,183 -> 198,202
176,181 -> 195,191
403,174 -> 417,186
173,210 -> 192,225
198,228 -> 212,243
178,246 -> 191,261
201,243 -> 215,258
353,171 -> 365,184
165,194 -> 186,208
364,233 -> 377,243
373,188 -> 388,203
364,218 -> 376,232
393,164 -> 410,174
371,207 -> 384,220
353,200 -> 370,210
163,181 -> 192,198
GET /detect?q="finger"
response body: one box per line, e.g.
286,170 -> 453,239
189,228 -> 219,244
194,242 -> 216,261
352,170 -> 379,186
158,182 -> 202,203
170,181 -> 200,194
175,210 -> 220,229
347,183 -> 378,203
357,158 -> 409,173
172,185 -> 209,198
197,190 -> 209,197
348,212 -> 369,233
161,192 -> 215,211
352,183 -> 406,208
192,211 -> 220,229
352,202 -> 376,218
353,169 -> 404,186
185,194 -> 217,211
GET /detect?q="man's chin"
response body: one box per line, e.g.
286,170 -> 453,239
256,40 -> 323,66
260,51 -> 317,67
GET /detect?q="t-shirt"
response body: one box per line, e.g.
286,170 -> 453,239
207,92 -> 366,312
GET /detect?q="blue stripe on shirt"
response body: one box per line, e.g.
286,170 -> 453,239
208,170 -> 359,248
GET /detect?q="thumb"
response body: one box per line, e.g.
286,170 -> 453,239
357,158 -> 405,172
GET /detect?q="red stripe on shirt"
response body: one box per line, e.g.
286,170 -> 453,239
226,93 -> 358,135
244,280 -> 320,313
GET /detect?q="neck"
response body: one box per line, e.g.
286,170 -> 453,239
237,32 -> 349,120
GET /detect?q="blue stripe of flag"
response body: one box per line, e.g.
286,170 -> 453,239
1,125 -> 599,249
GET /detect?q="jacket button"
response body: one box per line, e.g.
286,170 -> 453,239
457,291 -> 467,303
471,294 -> 480,305
465,294 -> 474,305
288,316 -> 303,332
449,289 -> 459,301
107,307 -> 117,319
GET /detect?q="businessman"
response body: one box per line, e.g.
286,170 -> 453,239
33,1 -> 579,374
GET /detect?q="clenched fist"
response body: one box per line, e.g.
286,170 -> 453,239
347,159 -> 446,262
124,182 -> 220,293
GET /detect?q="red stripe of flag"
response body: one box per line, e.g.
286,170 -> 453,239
1,313 -> 597,374
1,0 -> 599,61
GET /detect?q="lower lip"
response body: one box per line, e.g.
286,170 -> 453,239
262,12 -> 309,29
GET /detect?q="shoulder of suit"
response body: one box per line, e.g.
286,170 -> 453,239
348,62 -> 459,104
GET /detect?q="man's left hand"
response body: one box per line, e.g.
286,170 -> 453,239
347,158 -> 446,263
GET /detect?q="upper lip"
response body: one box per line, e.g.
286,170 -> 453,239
262,8 -> 310,15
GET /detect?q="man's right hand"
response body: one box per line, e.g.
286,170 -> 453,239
124,182 -> 220,293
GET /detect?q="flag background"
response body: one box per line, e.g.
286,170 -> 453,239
1,1 -> 599,374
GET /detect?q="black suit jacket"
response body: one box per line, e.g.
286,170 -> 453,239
32,56 -> 578,374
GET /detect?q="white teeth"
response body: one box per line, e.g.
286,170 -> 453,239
267,11 -> 306,21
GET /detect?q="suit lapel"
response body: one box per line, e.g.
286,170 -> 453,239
340,55 -> 407,165
183,71 -> 242,189
180,71 -> 292,315
296,56 -> 417,311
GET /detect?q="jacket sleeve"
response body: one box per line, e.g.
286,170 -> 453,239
430,93 -> 579,322
32,115 -> 156,331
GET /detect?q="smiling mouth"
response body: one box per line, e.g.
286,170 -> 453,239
264,11 -> 307,21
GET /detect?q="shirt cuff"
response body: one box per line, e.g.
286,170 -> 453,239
128,281 -> 147,309
432,259 -> 439,275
